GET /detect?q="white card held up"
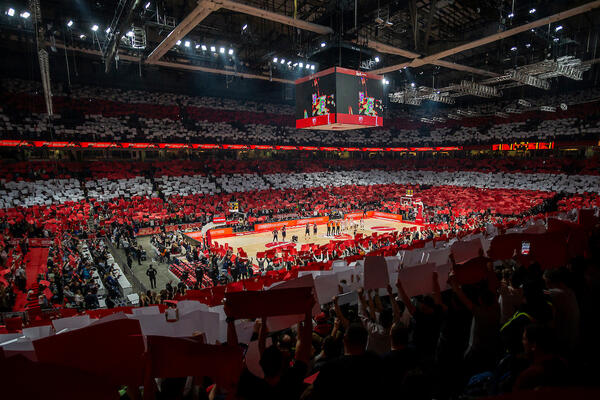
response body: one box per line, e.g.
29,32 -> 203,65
426,248 -> 451,266
364,256 -> 389,290
132,306 -> 160,315
396,263 -> 435,297
177,300 -> 209,316
336,291 -> 359,306
314,274 -> 340,305
451,237 -> 483,264
52,315 -> 91,332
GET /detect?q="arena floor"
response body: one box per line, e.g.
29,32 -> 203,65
194,218 -> 421,260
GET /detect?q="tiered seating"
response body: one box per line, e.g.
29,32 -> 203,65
1,79 -> 599,146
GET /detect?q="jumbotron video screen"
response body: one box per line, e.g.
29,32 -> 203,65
295,67 -> 384,130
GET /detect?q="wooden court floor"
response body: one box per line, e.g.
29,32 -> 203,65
209,218 -> 420,260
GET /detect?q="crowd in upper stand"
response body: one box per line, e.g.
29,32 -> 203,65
1,79 -> 599,146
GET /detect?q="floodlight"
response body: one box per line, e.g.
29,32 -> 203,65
91,24 -> 99,32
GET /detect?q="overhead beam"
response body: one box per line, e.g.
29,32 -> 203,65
152,60 -> 294,83
146,0 -> 218,64
431,60 -> 499,77
373,0 -> 600,75
53,42 -> 293,84
146,0 -> 332,64
356,38 -> 420,58
358,38 -> 499,77
215,0 -> 333,35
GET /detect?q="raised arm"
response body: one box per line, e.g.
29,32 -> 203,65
432,271 -> 448,311
358,288 -> 376,321
332,295 -> 350,329
396,274 -> 417,316
294,311 -> 312,365
448,272 -> 474,312
387,284 -> 402,323
258,316 -> 268,356
223,300 -> 239,347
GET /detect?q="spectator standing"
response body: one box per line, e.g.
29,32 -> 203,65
146,264 -> 158,289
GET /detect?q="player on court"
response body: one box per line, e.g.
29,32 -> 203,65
281,226 -> 286,241
272,228 -> 278,242
305,223 -> 310,239
327,221 -> 331,236
313,223 -> 317,236
360,217 -> 365,229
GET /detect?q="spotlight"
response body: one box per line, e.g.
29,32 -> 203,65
529,8 -> 536,14
280,59 -> 285,64
79,34 -> 86,39
201,44 -> 207,51
287,61 -> 291,65
525,43 -> 531,48
383,79 -> 389,85
184,40 -> 190,47
374,56 -> 380,62
67,20 -> 73,27
320,42 -> 326,47
105,27 -> 111,34
126,31 -> 134,37
310,65 -> 315,70
145,2 -> 151,9
305,64 -> 310,69
555,25 -> 563,32
176,40 -> 182,45
228,48 -> 234,55
20,11 -> 30,19
293,63 -> 298,67
510,46 -> 517,51
508,13 -> 514,18
273,57 -> 278,62
242,24 -> 247,31
553,37 -> 559,42
195,44 -> 200,49
91,24 -> 99,32
210,45 -> 216,52
219,47 -> 225,54
410,82 -> 415,87
299,62 -> 303,68
7,8 -> 15,17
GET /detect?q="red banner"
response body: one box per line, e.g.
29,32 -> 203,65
209,227 -> 233,238
371,211 -> 402,221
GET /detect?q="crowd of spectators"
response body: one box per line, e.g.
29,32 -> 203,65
1,79 -> 599,146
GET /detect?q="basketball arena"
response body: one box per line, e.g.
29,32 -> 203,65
0,1 -> 600,399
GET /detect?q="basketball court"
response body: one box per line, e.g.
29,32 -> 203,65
185,217 -> 421,260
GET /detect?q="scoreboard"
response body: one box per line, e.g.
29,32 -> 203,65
295,67 -> 384,130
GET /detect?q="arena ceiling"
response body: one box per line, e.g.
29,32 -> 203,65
2,0 -> 600,98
